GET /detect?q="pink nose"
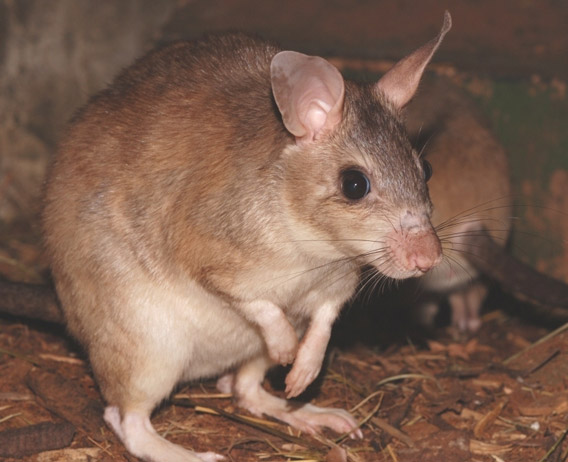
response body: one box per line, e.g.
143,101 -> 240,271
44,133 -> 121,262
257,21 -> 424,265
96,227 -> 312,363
410,251 -> 440,273
406,231 -> 442,273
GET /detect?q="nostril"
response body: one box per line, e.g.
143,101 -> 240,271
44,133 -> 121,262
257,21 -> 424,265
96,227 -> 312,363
409,241 -> 442,273
412,254 -> 436,273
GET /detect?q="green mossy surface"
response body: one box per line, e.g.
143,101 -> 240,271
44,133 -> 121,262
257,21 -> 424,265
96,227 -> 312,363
476,80 -> 568,270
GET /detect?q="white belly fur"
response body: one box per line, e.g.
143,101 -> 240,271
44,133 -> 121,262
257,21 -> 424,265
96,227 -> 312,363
122,276 -> 271,381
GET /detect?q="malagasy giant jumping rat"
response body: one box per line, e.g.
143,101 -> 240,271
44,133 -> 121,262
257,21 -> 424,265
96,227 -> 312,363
37,13 -> 451,462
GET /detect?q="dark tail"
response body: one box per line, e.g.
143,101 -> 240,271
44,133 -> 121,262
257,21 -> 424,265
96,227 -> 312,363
463,227 -> 568,316
0,280 -> 63,323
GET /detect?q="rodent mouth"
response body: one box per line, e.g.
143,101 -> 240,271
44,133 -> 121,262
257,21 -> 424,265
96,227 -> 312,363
375,264 -> 427,280
371,227 -> 442,279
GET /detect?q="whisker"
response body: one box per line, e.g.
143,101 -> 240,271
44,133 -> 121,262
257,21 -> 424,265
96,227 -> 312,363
435,214 -> 512,234
435,204 -> 514,233
437,230 -> 509,246
415,127 -> 438,159
260,244 -> 392,301
268,237 -> 388,245
512,201 -> 568,218
357,263 -> 392,302
439,252 -> 477,283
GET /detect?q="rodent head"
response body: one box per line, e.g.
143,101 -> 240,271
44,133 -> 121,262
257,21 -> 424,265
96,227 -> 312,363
271,12 -> 451,279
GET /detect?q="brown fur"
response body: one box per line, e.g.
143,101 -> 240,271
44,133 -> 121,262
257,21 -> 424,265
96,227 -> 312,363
42,20 -> 450,461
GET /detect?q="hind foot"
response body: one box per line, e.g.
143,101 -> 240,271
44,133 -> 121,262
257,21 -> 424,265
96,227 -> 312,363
104,406 -> 225,462
233,357 -> 363,439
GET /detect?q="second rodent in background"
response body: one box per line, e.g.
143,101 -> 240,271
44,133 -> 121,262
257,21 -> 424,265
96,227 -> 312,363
404,74 -> 511,332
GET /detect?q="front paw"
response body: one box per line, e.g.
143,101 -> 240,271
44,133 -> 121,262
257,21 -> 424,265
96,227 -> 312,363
285,353 -> 321,398
263,323 -> 298,366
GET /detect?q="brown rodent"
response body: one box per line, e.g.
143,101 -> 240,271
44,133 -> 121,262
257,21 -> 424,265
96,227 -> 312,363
403,74 -> 512,332
7,75 -> 565,340
401,74 -> 568,331
38,14 -> 450,462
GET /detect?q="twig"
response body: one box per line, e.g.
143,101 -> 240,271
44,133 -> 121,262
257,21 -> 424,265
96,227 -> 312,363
0,347 -> 41,366
336,392 -> 383,444
376,373 -> 439,389
38,353 -> 85,365
371,417 -> 414,448
0,412 -> 21,424
386,443 -> 399,462
350,390 -> 383,414
504,322 -> 568,365
172,397 -> 324,449
522,350 -> 561,378
537,427 -> 568,462
174,392 -> 232,400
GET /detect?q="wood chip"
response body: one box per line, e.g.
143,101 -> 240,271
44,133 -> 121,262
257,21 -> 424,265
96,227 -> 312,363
469,439 -> 512,455
25,368 -> 105,438
37,448 -> 101,461
517,393 -> 568,416
474,400 -> 507,438
471,379 -> 504,390
0,421 -> 75,458
0,392 -> 34,401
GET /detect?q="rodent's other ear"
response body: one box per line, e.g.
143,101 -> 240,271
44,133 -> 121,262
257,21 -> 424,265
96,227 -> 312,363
376,11 -> 451,109
271,51 -> 345,144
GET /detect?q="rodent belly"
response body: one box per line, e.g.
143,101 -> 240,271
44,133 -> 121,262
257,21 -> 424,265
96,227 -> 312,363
126,277 -> 268,381
183,300 -> 266,379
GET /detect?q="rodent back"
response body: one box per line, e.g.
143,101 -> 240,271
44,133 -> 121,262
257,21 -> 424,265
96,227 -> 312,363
44,35 -> 295,277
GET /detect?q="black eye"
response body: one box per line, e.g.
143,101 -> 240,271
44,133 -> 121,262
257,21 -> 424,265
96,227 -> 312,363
422,159 -> 433,182
341,169 -> 370,200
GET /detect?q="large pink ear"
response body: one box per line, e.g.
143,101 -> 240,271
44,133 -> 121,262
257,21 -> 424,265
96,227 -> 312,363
271,51 -> 345,144
376,11 -> 452,109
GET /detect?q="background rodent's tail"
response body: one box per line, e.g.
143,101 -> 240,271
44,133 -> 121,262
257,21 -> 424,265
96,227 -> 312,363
464,226 -> 568,316
0,280 -> 62,323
